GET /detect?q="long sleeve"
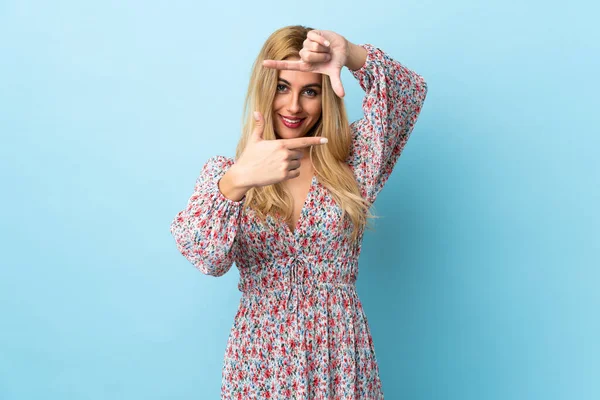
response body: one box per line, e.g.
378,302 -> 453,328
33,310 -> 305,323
347,43 -> 428,205
169,155 -> 244,277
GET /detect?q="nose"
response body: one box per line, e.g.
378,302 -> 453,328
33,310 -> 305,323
286,93 -> 302,114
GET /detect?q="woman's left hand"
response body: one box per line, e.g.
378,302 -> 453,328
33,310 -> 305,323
263,29 -> 349,98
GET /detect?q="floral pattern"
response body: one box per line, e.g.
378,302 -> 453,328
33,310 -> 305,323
170,44 -> 428,399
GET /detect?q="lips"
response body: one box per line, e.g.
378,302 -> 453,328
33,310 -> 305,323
280,115 -> 305,129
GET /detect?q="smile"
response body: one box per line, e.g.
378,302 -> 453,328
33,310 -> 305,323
280,115 -> 305,128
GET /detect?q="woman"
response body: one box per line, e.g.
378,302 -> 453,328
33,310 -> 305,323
170,25 -> 428,399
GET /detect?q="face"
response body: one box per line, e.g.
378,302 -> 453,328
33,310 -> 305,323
272,58 -> 323,140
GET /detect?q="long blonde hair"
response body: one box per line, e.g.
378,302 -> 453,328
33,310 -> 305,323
235,25 -> 376,241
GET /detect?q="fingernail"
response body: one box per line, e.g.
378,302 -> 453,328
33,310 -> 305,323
320,138 -> 328,144
324,40 -> 330,47
253,111 -> 260,121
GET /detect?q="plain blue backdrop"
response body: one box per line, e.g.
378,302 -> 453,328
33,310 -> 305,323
1,0 -> 598,399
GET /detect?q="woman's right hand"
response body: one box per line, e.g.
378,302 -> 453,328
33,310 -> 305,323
230,111 -> 328,189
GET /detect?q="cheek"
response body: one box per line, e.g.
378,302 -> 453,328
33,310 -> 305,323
300,98 -> 320,118
309,103 -> 322,119
272,97 -> 283,111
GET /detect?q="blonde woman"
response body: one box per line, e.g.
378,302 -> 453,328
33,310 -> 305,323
170,25 -> 428,399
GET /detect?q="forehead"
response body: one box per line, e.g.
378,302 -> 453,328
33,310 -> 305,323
277,57 -> 322,86
277,69 -> 322,86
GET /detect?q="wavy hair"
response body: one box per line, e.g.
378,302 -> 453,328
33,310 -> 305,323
235,25 -> 376,241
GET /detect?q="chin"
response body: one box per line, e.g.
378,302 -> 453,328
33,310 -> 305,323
274,123 -> 318,140
275,127 -> 308,140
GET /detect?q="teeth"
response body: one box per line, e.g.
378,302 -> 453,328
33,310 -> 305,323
283,117 -> 301,124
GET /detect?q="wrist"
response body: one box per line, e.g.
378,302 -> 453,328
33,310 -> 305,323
218,165 -> 251,201
345,41 -> 367,71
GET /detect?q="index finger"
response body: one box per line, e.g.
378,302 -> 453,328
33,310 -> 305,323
279,136 -> 328,149
262,59 -> 311,71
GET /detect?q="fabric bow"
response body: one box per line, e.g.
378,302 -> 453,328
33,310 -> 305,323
284,254 -> 310,316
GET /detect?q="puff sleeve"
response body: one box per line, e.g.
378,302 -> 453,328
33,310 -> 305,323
169,155 -> 244,276
347,44 -> 428,205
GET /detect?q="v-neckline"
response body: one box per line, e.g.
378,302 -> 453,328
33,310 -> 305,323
284,174 -> 317,237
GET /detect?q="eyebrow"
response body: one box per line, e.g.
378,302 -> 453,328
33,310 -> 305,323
278,78 -> 322,89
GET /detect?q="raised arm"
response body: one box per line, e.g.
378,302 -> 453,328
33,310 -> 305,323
261,30 -> 428,205
170,155 -> 244,276
347,43 -> 428,205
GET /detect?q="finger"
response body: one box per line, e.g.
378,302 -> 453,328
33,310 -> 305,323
307,30 -> 330,47
280,136 -> 328,150
299,49 -> 331,64
251,111 -> 264,140
263,59 -> 310,71
329,71 -> 345,98
303,38 -> 330,53
286,169 -> 301,180
287,159 -> 301,171
287,149 -> 304,161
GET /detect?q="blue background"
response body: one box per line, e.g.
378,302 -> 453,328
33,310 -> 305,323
1,0 -> 598,399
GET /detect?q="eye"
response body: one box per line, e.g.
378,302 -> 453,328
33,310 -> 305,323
276,84 -> 288,92
303,88 -> 318,97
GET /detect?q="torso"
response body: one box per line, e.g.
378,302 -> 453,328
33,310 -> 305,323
282,161 -> 315,233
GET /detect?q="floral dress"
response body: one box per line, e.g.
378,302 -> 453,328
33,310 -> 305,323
170,44 -> 428,399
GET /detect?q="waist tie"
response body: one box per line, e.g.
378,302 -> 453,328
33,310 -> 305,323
284,254 -> 309,316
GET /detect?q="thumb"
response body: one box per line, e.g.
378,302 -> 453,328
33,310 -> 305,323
251,111 -> 265,141
330,69 -> 345,98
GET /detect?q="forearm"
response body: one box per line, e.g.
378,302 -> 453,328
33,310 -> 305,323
345,41 -> 368,71
347,44 -> 428,204
170,156 -> 243,276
